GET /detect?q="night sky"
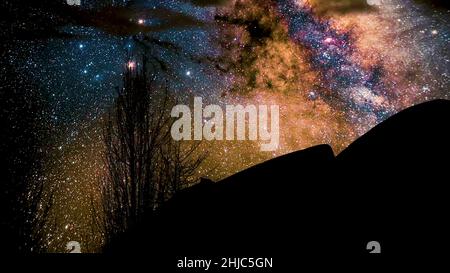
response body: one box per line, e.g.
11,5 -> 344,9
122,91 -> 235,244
2,0 -> 449,252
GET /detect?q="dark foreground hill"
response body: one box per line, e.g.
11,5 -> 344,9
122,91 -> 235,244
104,99 -> 449,267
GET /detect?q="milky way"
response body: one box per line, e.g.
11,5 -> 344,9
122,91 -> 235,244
279,0 -> 391,119
3,0 -> 448,252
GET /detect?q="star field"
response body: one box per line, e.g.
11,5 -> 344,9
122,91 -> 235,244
2,0 -> 448,252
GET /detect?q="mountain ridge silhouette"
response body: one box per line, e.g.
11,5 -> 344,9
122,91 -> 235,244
105,99 -> 450,266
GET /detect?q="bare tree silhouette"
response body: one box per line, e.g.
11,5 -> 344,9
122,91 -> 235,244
0,62 -> 54,253
96,57 -> 207,245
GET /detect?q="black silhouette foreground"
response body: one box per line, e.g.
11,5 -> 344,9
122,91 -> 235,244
99,99 -> 449,267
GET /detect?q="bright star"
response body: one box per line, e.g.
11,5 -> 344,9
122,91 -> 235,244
324,37 -> 333,44
127,61 -> 136,69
